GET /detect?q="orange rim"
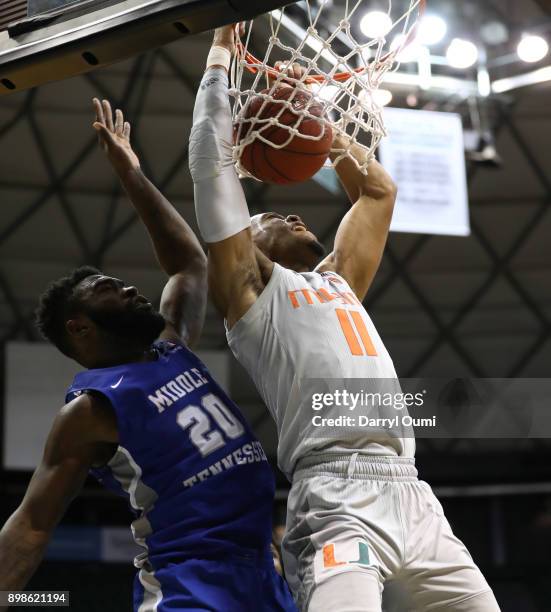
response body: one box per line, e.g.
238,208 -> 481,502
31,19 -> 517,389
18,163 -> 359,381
236,0 -> 426,84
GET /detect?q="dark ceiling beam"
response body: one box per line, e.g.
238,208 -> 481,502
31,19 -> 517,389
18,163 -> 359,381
532,0 -> 551,16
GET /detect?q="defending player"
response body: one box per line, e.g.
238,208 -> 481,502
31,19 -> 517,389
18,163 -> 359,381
0,100 -> 296,612
189,26 -> 501,611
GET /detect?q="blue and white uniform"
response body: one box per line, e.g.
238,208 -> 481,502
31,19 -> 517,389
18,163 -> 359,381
66,341 -> 295,612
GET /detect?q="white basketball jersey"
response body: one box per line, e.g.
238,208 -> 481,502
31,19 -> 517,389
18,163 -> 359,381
227,263 -> 415,478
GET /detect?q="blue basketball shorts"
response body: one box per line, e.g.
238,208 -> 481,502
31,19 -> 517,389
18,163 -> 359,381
133,550 -> 297,611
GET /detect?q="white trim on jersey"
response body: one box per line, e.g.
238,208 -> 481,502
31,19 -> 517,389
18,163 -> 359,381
107,446 -> 164,610
137,567 -> 164,612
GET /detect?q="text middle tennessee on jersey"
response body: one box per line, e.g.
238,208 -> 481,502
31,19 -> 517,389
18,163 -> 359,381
227,264 -> 415,479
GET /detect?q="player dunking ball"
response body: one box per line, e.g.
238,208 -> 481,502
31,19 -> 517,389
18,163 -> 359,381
0,100 -> 296,612
189,26 -> 501,612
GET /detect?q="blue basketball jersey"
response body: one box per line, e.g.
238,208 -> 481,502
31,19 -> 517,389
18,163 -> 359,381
65,341 -> 276,571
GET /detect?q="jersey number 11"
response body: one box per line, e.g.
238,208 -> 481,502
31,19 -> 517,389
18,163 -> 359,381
336,309 -> 378,357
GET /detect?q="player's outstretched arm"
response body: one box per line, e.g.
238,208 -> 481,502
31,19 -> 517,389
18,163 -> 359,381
316,134 -> 397,301
0,395 -> 117,600
189,26 -> 273,329
93,99 -> 207,347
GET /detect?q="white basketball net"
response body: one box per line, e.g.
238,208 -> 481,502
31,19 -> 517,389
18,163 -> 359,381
231,0 -> 424,179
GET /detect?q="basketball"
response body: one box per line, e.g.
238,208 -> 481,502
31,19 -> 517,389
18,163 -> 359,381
236,86 -> 333,184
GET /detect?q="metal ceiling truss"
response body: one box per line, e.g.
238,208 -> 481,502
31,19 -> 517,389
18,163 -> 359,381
0,47 -> 196,342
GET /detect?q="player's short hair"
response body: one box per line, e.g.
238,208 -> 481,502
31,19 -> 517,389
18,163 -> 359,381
35,266 -> 101,356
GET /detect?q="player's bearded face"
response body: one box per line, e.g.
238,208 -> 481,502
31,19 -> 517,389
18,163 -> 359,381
84,299 -> 166,346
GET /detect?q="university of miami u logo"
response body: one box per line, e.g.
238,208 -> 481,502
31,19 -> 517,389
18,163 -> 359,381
322,541 -> 370,568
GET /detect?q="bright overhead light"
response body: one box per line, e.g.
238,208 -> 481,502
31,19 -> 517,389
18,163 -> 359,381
311,84 -> 340,102
372,89 -> 393,107
517,35 -> 549,63
417,15 -> 447,46
478,67 -> 491,97
391,34 -> 424,62
492,66 -> 551,94
360,11 -> 393,39
446,38 -> 479,69
359,88 -> 393,108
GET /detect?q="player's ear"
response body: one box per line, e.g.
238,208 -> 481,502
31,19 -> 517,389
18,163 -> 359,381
66,315 -> 92,340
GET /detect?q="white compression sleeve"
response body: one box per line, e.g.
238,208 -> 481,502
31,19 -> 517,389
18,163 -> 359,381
189,67 -> 251,244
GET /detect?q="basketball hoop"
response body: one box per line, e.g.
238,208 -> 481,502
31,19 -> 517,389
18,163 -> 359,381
231,0 -> 426,179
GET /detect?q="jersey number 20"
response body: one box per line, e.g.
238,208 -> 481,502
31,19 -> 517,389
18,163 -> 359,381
176,393 -> 245,457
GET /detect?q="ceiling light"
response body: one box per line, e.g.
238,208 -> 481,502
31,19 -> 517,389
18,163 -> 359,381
359,88 -> 393,108
360,11 -> 393,39
391,34 -> 424,62
478,68 -> 491,97
418,15 -> 447,46
372,89 -> 393,106
311,84 -> 340,102
517,35 -> 549,63
446,38 -> 479,69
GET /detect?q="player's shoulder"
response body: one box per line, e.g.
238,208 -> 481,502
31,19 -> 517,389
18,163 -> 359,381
63,390 -> 107,412
59,392 -> 117,442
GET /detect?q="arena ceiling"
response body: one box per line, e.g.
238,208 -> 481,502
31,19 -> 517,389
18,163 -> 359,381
0,0 -> 550,455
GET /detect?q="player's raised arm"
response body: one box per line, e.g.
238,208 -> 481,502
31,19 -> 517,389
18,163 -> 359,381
189,26 -> 273,329
316,135 -> 397,302
0,395 -> 117,600
93,99 -> 207,347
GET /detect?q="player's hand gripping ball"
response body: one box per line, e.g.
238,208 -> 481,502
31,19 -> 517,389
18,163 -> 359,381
235,63 -> 333,184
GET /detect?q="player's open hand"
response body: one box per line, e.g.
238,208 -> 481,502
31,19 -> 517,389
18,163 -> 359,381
92,98 -> 140,174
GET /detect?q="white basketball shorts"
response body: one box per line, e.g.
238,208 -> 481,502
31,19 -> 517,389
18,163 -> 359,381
282,454 -> 500,611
